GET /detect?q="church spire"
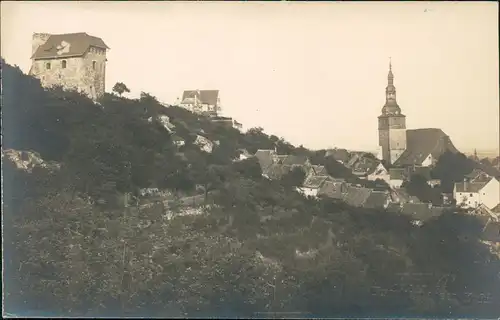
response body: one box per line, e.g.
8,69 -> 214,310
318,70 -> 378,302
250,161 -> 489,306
381,58 -> 402,116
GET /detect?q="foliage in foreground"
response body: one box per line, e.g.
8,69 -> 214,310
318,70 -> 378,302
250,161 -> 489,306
2,59 -> 500,317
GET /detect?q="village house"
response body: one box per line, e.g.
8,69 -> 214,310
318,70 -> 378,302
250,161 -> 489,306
29,32 -> 109,101
453,176 -> 500,210
179,90 -> 220,116
297,175 -> 332,198
318,179 -> 347,200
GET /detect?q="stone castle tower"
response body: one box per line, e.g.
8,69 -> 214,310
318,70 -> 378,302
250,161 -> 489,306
29,32 -> 109,101
378,60 -> 407,165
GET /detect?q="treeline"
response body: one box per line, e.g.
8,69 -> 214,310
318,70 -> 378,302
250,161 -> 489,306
2,59 -> 500,317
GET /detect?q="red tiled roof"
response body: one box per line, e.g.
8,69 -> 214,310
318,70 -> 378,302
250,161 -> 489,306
181,90 -> 219,106
394,128 -> 459,166
31,32 -> 109,60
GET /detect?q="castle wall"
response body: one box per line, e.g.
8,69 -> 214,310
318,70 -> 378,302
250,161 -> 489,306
30,47 -> 107,100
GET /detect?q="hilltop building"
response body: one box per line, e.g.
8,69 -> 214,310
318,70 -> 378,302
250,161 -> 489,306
377,61 -> 458,166
29,32 -> 109,101
179,90 -> 221,116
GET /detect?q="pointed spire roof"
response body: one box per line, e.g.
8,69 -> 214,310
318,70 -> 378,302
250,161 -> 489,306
380,58 -> 403,116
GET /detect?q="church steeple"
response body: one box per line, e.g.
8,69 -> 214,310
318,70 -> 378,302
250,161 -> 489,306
381,58 -> 401,116
378,59 -> 407,165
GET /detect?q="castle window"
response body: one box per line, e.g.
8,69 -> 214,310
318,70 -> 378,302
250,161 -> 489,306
92,61 -> 96,70
61,60 -> 67,68
46,62 -> 51,70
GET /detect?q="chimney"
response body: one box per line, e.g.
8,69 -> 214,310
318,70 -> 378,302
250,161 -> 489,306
32,33 -> 51,57
463,178 -> 468,192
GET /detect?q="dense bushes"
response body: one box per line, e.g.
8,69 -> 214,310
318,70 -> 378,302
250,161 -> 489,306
2,59 -> 500,317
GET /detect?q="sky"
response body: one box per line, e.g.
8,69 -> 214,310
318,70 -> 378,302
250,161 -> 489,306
2,1 -> 499,153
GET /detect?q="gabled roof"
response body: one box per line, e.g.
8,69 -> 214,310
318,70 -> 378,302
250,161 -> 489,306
31,32 -> 109,60
181,90 -> 219,106
363,191 -> 390,209
318,181 -> 345,199
310,165 -> 328,176
475,162 -> 500,179
454,180 -> 490,193
342,186 -> 372,207
465,168 -> 486,180
394,128 -> 458,166
401,203 -> 444,222
303,175 -> 329,189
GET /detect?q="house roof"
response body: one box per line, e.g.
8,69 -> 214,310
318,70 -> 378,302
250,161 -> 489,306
181,90 -> 219,106
454,180 -> 490,193
31,32 -> 109,60
482,221 -> 500,242
310,165 -> 328,176
394,128 -> 459,166
401,203 -> 444,222
303,175 -> 329,189
475,162 -> 500,179
255,149 -> 275,171
352,158 -> 381,175
318,181 -> 345,199
389,168 -> 406,180
282,155 -> 309,166
363,191 -> 390,209
342,186 -> 372,207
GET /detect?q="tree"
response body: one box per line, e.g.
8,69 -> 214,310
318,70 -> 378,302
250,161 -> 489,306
280,166 -> 306,189
112,82 -> 130,97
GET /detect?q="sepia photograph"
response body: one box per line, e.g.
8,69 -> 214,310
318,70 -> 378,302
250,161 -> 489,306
1,1 -> 499,318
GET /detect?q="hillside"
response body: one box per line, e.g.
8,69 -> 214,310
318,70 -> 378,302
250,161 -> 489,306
2,59 -> 500,318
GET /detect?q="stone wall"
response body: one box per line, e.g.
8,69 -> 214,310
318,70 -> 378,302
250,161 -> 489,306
30,48 -> 107,100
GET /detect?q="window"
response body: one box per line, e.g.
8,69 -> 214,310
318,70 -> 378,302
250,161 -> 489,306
62,60 -> 67,68
470,193 -> 473,197
46,62 -> 51,70
92,61 -> 96,70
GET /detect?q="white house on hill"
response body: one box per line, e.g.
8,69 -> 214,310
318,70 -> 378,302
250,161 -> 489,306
454,177 -> 500,210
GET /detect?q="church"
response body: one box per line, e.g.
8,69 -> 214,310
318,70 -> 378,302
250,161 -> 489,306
377,61 -> 458,168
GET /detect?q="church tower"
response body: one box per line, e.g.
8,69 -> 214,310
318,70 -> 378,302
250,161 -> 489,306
378,60 -> 407,165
